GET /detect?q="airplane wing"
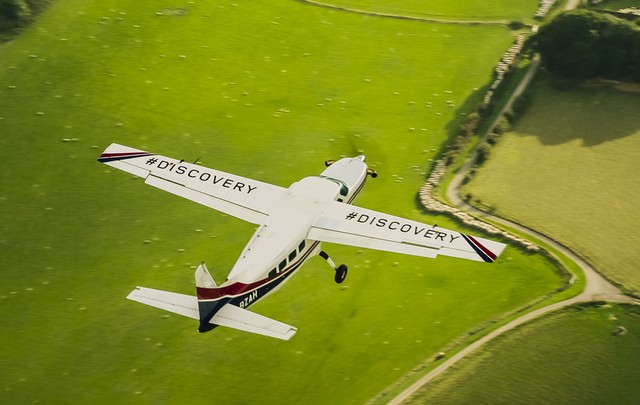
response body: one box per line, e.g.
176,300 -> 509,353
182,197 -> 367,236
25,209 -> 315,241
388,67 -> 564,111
127,287 -> 297,340
98,143 -> 286,224
308,201 -> 506,263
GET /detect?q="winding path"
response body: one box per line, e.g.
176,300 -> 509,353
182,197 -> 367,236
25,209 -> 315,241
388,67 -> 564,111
388,73 -> 634,404
445,54 -> 628,304
564,0 -> 583,11
388,161 -> 633,405
300,0 -> 634,402
388,83 -> 633,403
385,1 -> 637,403
297,0 -> 511,26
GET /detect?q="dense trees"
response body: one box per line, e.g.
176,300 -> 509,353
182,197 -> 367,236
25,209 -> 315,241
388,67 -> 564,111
532,10 -> 640,82
0,0 -> 32,25
1,0 -> 51,30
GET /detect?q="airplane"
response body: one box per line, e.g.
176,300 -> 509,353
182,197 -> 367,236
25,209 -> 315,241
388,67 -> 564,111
98,143 -> 506,340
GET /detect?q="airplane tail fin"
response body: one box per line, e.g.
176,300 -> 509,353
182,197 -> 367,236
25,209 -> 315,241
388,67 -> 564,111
195,262 -> 217,288
127,262 -> 297,340
194,263 -> 297,339
194,262 -> 223,333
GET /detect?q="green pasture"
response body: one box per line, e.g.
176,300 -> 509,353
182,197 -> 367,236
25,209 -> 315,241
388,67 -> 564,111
593,0 -> 640,11
407,303 -> 640,404
466,75 -> 640,294
0,1 -> 562,403
312,0 -> 538,22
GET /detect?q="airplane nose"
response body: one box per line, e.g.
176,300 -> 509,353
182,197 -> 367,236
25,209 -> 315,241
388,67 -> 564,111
356,155 -> 366,162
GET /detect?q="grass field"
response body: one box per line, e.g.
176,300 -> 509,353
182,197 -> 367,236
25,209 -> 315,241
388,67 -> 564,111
0,1 -> 565,403
311,0 -> 539,21
406,303 -> 640,404
466,74 -> 640,294
594,0 -> 640,11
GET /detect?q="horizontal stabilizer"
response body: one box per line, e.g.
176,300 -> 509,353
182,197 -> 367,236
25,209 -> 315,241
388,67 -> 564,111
127,287 -> 199,320
127,287 -> 296,340
211,304 -> 297,341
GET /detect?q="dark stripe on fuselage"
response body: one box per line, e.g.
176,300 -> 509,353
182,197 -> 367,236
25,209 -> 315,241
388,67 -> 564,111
197,240 -> 320,302
197,259 -> 309,332
347,174 -> 366,204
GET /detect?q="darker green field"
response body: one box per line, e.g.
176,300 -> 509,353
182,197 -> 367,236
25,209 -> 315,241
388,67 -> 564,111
466,74 -> 640,294
593,0 -> 640,11
406,304 -> 640,404
1,1 -> 564,403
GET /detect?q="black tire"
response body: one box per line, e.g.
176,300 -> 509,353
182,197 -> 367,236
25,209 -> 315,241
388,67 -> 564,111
334,264 -> 348,284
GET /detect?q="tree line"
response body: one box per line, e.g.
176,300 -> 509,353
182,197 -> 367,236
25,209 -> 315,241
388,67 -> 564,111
1,0 -> 32,25
1,0 -> 51,28
531,9 -> 640,82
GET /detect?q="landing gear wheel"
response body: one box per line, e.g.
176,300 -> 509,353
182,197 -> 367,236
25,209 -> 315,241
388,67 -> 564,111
334,264 -> 348,284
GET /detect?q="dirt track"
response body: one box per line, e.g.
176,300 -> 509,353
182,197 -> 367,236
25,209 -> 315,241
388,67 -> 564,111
297,0 -> 512,26
387,60 -> 634,405
385,2 -> 640,403
388,74 -> 633,402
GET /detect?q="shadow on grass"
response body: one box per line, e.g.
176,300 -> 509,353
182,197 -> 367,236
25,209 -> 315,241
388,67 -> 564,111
410,84 -> 489,215
443,84 -> 491,144
512,74 -> 640,147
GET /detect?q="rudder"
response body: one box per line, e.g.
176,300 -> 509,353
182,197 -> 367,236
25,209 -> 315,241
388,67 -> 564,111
195,263 -> 223,333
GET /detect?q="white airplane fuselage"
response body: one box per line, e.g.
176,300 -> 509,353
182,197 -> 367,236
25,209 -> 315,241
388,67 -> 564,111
195,157 -> 368,330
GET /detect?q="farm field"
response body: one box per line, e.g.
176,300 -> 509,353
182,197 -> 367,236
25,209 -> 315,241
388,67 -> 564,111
310,0 -> 539,21
594,0 -> 640,11
0,1 -> 563,404
466,74 -> 640,294
406,303 -> 640,404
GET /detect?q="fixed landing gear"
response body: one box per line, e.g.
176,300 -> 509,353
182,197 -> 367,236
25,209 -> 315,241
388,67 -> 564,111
334,264 -> 348,284
319,251 -> 348,284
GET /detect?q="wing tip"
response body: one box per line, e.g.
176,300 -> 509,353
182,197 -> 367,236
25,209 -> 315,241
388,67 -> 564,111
98,143 -> 153,163
462,234 -> 502,263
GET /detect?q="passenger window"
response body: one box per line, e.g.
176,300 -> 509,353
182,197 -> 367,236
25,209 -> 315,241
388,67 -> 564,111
279,259 -> 287,271
298,240 -> 306,252
289,250 -> 297,261
269,269 -> 277,278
